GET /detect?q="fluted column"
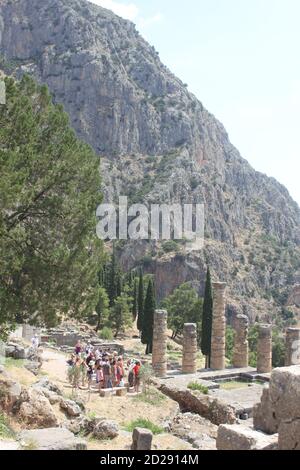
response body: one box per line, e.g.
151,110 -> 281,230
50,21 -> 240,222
182,323 -> 198,374
211,282 -> 227,370
152,310 -> 168,377
285,328 -> 300,366
257,325 -> 272,373
233,314 -> 249,368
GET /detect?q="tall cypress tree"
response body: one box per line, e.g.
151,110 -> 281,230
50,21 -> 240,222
137,269 -> 144,332
141,279 -> 156,354
201,267 -> 213,368
116,269 -> 122,298
132,278 -> 138,320
107,247 -> 116,307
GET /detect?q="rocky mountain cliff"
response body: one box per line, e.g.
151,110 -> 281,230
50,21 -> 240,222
1,0 -> 300,322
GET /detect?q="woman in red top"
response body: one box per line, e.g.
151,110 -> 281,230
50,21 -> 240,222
133,361 -> 141,393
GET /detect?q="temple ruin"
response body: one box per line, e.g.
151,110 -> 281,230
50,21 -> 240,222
152,309 -> 168,377
285,327 -> 300,366
211,282 -> 227,370
182,323 -> 198,374
257,325 -> 272,374
233,314 -> 249,368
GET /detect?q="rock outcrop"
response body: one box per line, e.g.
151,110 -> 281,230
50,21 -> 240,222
169,412 -> 217,450
0,367 -> 22,413
15,388 -> 58,429
18,427 -> 87,450
92,419 -> 119,440
60,398 -> 82,418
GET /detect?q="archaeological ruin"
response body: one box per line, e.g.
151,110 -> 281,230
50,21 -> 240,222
210,282 -> 227,370
285,327 -> 300,366
233,314 -> 249,368
152,309 -> 168,377
182,323 -> 198,374
257,325 -> 272,374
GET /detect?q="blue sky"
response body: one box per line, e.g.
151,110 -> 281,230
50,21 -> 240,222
90,0 -> 300,205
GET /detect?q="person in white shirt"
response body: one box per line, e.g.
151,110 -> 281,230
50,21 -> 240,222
31,334 -> 39,349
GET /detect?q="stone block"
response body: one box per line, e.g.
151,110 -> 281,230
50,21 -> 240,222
100,389 -> 113,397
217,424 -> 278,450
131,427 -> 153,450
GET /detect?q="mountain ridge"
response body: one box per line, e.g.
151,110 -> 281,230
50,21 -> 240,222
1,0 -> 300,322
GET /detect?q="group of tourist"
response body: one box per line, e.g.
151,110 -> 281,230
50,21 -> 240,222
66,340 -> 142,394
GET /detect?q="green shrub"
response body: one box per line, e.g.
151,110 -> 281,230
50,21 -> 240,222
134,388 -> 166,406
124,418 -> 164,435
98,327 -> 113,340
187,382 -> 209,394
162,240 -> 179,253
0,413 -> 15,439
4,358 -> 25,369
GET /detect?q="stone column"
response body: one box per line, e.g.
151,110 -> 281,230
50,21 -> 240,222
285,328 -> 300,366
182,323 -> 198,374
211,282 -> 227,370
152,310 -> 168,377
257,325 -> 272,373
233,314 -> 249,368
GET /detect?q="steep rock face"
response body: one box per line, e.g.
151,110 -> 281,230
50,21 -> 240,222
0,0 -> 223,162
1,0 -> 300,317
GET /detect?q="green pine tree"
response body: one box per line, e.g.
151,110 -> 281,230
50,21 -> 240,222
141,279 -> 156,354
94,286 -> 110,331
201,267 -> 213,368
109,288 -> 133,337
116,269 -> 122,298
162,283 -> 200,339
137,269 -> 144,332
0,75 -> 103,339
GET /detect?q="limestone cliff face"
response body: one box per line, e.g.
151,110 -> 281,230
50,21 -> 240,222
1,0 -> 300,320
